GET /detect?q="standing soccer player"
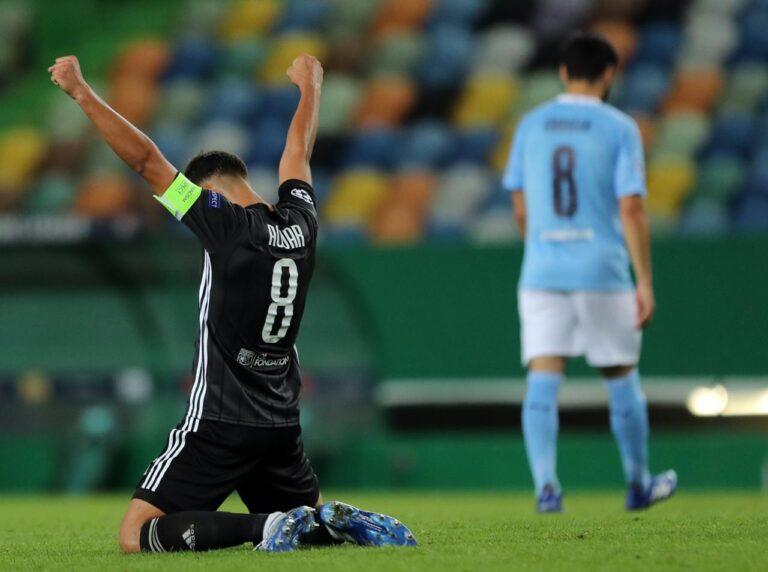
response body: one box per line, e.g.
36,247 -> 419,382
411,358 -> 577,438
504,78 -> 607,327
49,54 -> 416,552
503,33 -> 677,512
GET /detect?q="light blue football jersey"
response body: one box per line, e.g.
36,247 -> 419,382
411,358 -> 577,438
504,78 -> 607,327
503,93 -> 646,292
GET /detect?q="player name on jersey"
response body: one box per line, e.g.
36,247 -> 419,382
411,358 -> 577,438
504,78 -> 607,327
267,224 -> 306,250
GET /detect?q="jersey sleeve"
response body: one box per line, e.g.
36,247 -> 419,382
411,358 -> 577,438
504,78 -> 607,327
276,178 -> 317,219
155,172 -> 245,251
502,117 -> 529,192
614,120 -> 647,198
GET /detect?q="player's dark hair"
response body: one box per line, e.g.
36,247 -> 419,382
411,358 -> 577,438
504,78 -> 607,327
561,32 -> 618,82
184,150 -> 248,185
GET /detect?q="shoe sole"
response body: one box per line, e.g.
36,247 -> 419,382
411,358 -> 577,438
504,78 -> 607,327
261,506 -> 318,553
319,501 -> 417,547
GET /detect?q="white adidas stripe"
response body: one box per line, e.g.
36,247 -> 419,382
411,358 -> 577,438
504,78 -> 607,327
139,257 -> 208,490
147,518 -> 165,552
149,252 -> 212,491
140,253 -> 212,491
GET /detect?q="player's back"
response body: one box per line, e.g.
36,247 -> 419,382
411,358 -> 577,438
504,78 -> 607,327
174,176 -> 319,427
504,94 -> 646,292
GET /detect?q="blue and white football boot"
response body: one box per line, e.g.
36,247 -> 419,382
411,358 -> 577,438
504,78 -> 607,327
536,484 -> 563,513
256,506 -> 318,553
625,470 -> 678,511
317,501 -> 417,547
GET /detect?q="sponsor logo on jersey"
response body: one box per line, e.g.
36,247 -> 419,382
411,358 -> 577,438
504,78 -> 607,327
290,188 -> 314,205
237,348 -> 290,369
540,228 -> 594,242
208,191 -> 221,209
267,224 -> 306,249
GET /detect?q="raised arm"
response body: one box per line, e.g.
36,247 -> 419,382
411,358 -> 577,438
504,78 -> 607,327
620,195 -> 655,328
279,54 -> 323,185
48,56 -> 176,194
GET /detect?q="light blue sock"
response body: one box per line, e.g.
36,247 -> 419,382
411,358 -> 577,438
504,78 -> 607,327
522,371 -> 563,495
606,369 -> 651,490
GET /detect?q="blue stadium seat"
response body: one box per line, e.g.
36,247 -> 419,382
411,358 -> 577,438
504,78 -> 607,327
394,121 -> 456,169
257,85 -> 301,124
759,114 -> 768,148
275,0 -> 329,32
163,37 -> 218,81
679,198 -> 730,235
322,226 -> 369,244
425,220 -> 468,241
417,25 -> 473,89
341,129 -> 401,170
307,168 -> 331,205
245,118 -> 289,167
150,125 -> 189,168
745,147 -> 768,195
451,128 -> 499,164
734,193 -> 768,230
735,10 -> 768,61
205,78 -> 261,124
706,111 -> 757,158
429,0 -> 488,28
633,22 -> 683,67
619,63 -> 670,113
482,184 -> 513,211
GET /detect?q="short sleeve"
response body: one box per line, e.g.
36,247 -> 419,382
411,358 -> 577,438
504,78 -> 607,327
502,117 -> 529,192
276,178 -> 317,219
615,120 -> 647,198
155,172 -> 245,251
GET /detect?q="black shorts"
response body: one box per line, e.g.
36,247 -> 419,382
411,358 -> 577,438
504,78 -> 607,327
133,419 -> 320,515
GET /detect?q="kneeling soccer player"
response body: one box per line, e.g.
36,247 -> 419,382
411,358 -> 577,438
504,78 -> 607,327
49,54 -> 416,553
502,33 -> 677,513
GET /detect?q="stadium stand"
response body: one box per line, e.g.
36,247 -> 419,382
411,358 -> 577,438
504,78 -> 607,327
1,0 -> 768,243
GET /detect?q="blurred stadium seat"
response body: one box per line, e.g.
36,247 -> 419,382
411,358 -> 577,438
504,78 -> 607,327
0,0 -> 766,240
1,0 -> 768,505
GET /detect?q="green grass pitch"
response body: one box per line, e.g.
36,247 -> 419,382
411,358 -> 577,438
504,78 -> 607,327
1,491 -> 766,571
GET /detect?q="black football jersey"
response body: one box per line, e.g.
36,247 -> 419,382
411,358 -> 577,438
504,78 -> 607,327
177,177 -> 318,427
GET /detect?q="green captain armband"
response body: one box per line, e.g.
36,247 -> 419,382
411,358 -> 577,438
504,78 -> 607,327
154,173 -> 202,220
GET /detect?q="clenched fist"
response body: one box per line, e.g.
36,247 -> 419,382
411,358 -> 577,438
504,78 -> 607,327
48,55 -> 89,100
286,54 -> 323,92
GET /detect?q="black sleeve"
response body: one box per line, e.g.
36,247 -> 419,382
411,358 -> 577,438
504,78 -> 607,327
276,179 -> 318,220
181,189 -> 246,252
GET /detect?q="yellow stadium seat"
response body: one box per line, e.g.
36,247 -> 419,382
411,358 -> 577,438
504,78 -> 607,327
646,157 -> 695,217
453,75 -> 519,128
260,35 -> 328,84
0,127 -> 47,188
325,170 -> 389,226
219,0 -> 280,41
